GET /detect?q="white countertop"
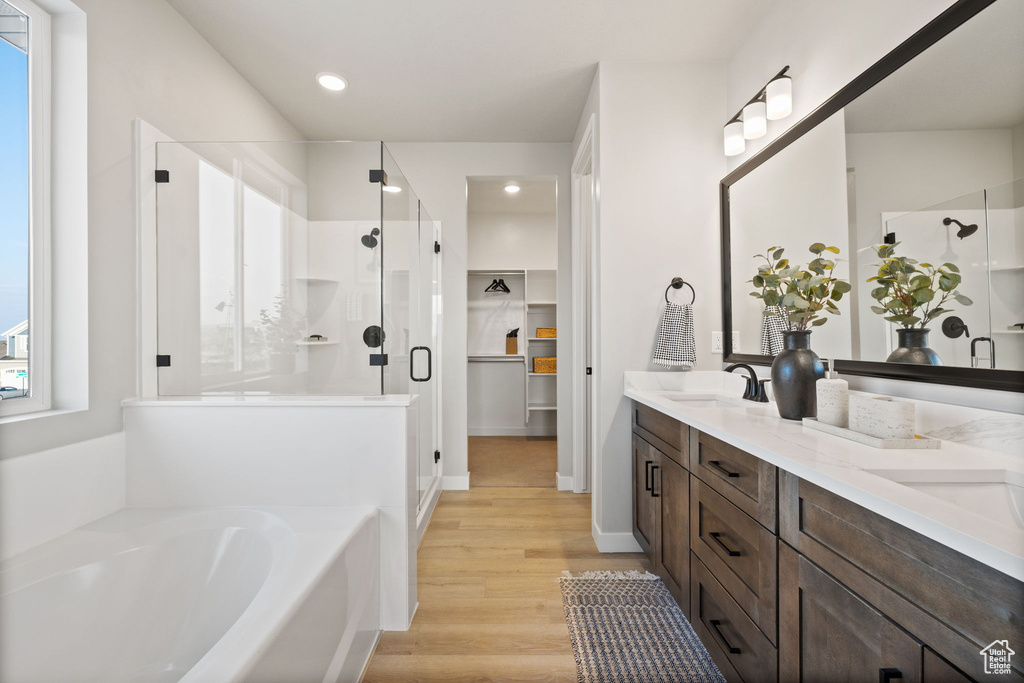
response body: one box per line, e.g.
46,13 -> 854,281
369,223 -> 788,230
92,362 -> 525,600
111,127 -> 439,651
122,394 -> 416,407
624,371 -> 1024,582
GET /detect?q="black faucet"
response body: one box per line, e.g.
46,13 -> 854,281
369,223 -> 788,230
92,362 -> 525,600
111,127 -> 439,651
971,337 -> 995,368
725,363 -> 769,402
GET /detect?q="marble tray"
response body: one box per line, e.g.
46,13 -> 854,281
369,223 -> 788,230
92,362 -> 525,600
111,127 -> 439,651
803,418 -> 941,449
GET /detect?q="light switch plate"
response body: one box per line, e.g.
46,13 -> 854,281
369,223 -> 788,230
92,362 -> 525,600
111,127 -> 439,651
711,332 -> 723,354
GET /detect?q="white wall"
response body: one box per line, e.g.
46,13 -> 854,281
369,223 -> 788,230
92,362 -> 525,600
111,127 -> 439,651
0,433 -> 125,561
468,213 -> 557,270
385,143 -> 572,487
576,63 -> 727,549
730,111 -> 852,360
726,0 -> 954,171
1,0 -> 304,459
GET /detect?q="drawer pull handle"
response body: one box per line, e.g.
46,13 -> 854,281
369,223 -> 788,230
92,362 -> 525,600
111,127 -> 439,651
644,460 -> 653,492
709,532 -> 741,557
708,619 -> 740,654
879,669 -> 902,682
708,460 -> 740,478
651,465 -> 660,497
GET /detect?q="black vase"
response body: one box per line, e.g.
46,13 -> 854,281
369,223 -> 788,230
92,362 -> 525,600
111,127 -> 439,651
887,328 -> 942,365
770,330 -> 825,421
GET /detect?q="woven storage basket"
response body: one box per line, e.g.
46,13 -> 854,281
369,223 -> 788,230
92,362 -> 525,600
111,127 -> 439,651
536,327 -> 557,338
533,357 -> 557,373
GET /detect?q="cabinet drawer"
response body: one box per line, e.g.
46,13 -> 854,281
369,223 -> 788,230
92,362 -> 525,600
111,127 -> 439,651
691,431 -> 776,531
778,543 -> 922,683
780,470 -> 1024,680
691,553 -> 777,683
632,402 -> 688,467
691,476 -> 777,644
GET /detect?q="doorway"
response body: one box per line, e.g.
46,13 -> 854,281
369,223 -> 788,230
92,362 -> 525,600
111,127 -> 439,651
464,177 -> 559,487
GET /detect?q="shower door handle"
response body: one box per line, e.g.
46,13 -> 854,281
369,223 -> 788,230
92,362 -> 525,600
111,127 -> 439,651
410,346 -> 432,382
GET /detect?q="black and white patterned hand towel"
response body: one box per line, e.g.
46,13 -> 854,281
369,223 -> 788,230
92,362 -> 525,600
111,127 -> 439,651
760,305 -> 787,356
653,302 -> 696,368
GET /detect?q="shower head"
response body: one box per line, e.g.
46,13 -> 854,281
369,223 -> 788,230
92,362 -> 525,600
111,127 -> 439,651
361,227 -> 381,249
943,217 -> 978,240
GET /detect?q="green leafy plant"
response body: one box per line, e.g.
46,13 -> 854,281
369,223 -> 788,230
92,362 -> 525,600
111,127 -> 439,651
750,243 -> 852,331
258,293 -> 306,354
867,242 -> 972,329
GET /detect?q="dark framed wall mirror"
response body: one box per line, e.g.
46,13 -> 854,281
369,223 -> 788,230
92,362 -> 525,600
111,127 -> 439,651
721,0 -> 1024,392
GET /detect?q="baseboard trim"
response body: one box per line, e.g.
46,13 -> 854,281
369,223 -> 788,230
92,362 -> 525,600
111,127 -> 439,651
441,475 -> 470,490
416,479 -> 442,545
468,427 -> 557,437
555,472 -> 573,491
592,520 -> 643,553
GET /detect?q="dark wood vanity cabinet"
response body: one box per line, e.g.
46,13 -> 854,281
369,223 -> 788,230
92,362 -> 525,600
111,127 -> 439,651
630,400 -> 1024,683
631,403 -> 690,608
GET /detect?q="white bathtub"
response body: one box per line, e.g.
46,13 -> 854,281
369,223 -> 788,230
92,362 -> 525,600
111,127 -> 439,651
0,506 -> 379,683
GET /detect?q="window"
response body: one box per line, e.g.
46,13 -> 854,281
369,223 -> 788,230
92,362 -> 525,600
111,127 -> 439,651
0,0 -> 47,416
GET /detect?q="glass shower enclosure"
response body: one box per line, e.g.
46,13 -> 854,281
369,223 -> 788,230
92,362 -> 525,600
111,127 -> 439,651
153,141 -> 442,507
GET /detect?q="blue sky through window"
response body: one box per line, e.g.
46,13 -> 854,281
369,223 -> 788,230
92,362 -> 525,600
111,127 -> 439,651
0,36 -> 29,335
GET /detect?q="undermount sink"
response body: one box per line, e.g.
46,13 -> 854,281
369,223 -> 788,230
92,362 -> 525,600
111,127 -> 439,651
866,468 -> 1024,530
653,392 -> 745,408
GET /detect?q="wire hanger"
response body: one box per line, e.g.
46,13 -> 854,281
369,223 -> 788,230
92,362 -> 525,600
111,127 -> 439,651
664,276 -> 695,305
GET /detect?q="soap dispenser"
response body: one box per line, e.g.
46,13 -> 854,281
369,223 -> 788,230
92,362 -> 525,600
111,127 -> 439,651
816,359 -> 849,428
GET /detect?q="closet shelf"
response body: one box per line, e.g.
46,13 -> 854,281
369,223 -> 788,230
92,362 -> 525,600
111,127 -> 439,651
468,354 -> 525,362
528,337 -> 556,342
527,301 -> 557,307
527,403 -> 557,412
528,372 -> 557,377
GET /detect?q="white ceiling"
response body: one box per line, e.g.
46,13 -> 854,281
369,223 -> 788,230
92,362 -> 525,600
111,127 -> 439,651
164,0 -> 775,142
468,179 -> 556,214
844,0 -> 1024,134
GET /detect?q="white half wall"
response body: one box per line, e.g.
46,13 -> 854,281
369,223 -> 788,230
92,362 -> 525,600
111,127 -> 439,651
0,432 -> 125,561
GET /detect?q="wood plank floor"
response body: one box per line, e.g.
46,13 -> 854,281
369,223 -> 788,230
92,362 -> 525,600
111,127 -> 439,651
468,437 -> 557,487
362,487 -> 651,682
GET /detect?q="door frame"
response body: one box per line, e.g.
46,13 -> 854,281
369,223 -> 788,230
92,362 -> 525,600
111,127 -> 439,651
571,115 -> 597,494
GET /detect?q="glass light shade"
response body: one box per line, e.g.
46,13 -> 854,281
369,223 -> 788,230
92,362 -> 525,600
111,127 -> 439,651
766,76 -> 792,120
724,121 -> 745,156
743,100 -> 767,139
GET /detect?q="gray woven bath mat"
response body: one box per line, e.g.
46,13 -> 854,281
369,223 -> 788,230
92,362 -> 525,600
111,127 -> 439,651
559,571 -> 725,683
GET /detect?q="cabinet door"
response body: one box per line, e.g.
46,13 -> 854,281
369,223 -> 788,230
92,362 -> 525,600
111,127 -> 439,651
779,544 -> 922,683
632,434 -> 656,556
655,454 -> 689,611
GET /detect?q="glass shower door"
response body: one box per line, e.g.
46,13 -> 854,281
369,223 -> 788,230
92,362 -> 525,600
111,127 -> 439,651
381,144 -> 441,509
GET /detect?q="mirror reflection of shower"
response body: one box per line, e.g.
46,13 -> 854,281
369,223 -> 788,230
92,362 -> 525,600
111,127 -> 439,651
943,217 -> 978,240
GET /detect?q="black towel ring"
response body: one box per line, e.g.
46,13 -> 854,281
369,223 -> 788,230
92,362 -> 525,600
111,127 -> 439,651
665,277 -> 695,305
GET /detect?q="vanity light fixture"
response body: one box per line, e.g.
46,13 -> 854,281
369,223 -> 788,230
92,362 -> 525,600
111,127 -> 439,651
316,71 -> 348,91
723,66 -> 792,156
504,183 -> 520,194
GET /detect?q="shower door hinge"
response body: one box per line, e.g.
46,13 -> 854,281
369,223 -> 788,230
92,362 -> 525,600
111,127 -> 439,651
434,450 -> 440,463
368,169 -> 388,185
369,353 -> 389,366
156,354 -> 171,367
434,241 -> 441,254
155,170 -> 169,183
586,367 -> 592,375
884,232 -> 896,244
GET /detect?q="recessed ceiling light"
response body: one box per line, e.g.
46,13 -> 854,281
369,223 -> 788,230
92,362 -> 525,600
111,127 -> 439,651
316,72 -> 347,91
504,184 -> 520,194
382,185 -> 402,193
